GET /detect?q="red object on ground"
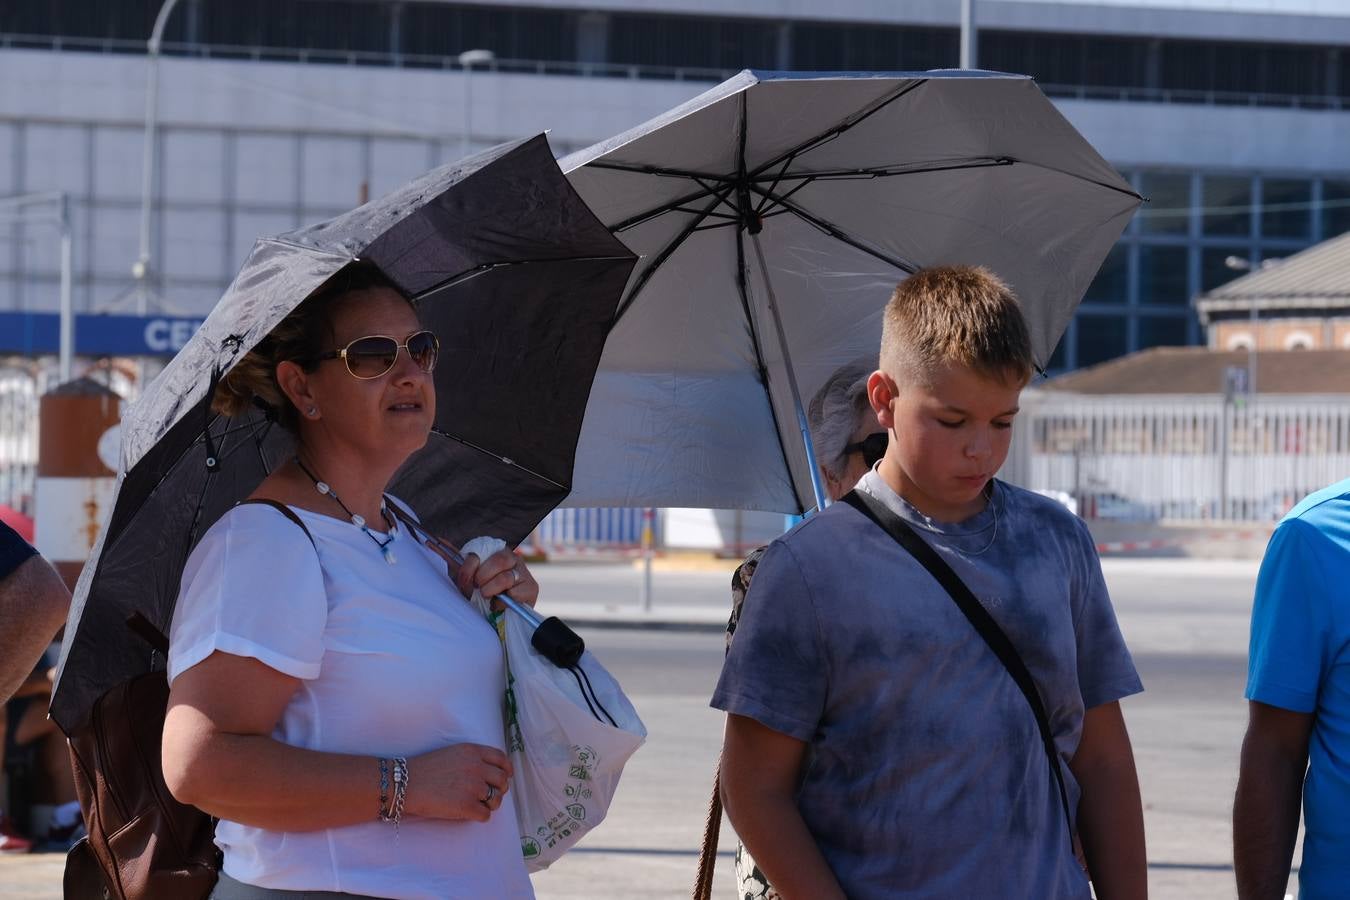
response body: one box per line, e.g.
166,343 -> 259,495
0,815 -> 33,854
0,504 -> 34,543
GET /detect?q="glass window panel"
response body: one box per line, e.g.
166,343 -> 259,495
1138,315 -> 1191,348
18,202 -> 88,279
1160,41 -> 1212,93
92,205 -> 142,277
159,282 -> 228,317
1046,331 -> 1069,372
0,0 -> 163,41
301,137 -> 364,210
1075,315 -> 1129,367
1203,175 -> 1252,237
1201,247 -> 1253,292
235,135 -> 295,207
230,210 -> 296,270
1261,178 -> 1311,239
0,124 -> 16,196
792,23 -> 955,70
370,139 -> 434,198
608,14 -> 776,71
164,132 -> 225,204
1138,245 -> 1190,306
162,208 -> 226,281
92,127 -> 142,201
1138,173 -> 1190,235
22,124 -> 87,195
197,0 -> 390,53
1083,244 -> 1128,305
400,5 -> 575,62
1323,179 -> 1350,239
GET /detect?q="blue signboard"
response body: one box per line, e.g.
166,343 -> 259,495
0,312 -> 206,357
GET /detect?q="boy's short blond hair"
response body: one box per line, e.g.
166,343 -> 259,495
880,265 -> 1035,388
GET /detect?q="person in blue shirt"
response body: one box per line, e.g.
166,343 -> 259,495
1235,479 -> 1350,899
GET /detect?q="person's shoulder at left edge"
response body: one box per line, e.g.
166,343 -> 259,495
0,518 -> 37,581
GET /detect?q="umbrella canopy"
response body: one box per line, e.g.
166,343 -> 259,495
560,69 -> 1141,513
52,134 -> 635,731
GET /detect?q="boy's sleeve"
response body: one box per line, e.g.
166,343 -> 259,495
1246,518 -> 1331,713
1070,519 -> 1144,710
711,540 -> 827,742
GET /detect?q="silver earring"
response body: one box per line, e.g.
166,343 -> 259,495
307,407 -> 318,417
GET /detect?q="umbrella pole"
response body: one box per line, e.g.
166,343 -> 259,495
749,234 -> 831,512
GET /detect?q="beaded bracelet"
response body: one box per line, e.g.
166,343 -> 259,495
389,757 -> 409,832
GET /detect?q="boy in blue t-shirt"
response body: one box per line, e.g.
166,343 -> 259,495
712,266 -> 1146,899
1235,479 -> 1350,899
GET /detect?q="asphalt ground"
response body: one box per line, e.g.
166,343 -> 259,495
1,558 -> 1292,899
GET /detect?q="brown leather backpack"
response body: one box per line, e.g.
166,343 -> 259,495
65,656 -> 220,900
63,499 -> 313,899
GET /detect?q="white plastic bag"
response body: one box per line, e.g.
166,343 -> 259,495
461,538 -> 647,872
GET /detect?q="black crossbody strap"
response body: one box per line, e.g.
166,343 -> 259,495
840,489 -> 1074,843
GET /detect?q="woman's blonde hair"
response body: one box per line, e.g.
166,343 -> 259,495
212,262 -> 409,432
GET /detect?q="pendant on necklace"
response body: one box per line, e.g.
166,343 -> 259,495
381,544 -> 397,565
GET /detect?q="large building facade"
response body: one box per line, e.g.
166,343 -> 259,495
1,0 -> 1349,373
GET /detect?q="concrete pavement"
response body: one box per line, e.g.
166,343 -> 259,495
0,556 -> 1287,899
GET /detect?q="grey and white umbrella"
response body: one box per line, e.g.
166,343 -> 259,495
561,69 -> 1141,513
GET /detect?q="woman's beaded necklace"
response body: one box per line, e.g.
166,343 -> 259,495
294,456 -> 398,565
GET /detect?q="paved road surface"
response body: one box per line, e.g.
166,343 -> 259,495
1,559 -> 1291,899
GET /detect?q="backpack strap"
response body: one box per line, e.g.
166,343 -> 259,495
840,489 -> 1075,846
236,498 -> 316,548
124,499 -> 316,654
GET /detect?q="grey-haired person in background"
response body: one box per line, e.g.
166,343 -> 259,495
721,357 -> 884,900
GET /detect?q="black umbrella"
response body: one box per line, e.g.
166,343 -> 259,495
51,135 -> 636,732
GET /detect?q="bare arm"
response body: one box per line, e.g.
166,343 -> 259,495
1233,701 -> 1312,900
163,650 -> 512,831
1070,701 -> 1147,900
0,554 -> 70,703
720,713 -> 845,900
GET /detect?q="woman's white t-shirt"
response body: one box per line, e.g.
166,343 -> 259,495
167,500 -> 534,900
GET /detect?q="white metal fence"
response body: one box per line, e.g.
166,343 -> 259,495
1005,390 -> 1350,523
0,359 -> 46,516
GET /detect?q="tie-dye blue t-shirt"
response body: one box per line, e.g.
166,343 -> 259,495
711,471 -> 1142,899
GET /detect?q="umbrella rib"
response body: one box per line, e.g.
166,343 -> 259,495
754,156 -> 1015,183
429,428 -> 568,492
754,158 -> 796,216
611,182 -> 739,325
414,255 -> 638,301
751,185 -> 919,274
1010,158 -> 1145,201
610,184 -> 721,234
586,160 -> 734,183
755,177 -> 815,217
747,79 -> 928,180
734,226 -> 802,515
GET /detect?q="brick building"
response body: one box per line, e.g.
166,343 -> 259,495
1197,232 -> 1350,352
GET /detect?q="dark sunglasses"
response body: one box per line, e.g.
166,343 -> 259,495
842,432 -> 888,468
316,330 -> 439,380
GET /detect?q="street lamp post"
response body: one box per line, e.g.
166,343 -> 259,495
0,193 -> 75,382
458,49 -> 496,160
135,0 -> 185,317
960,0 -> 978,69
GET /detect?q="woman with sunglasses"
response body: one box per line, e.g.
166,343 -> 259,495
718,357 -> 884,900
162,263 -> 537,899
